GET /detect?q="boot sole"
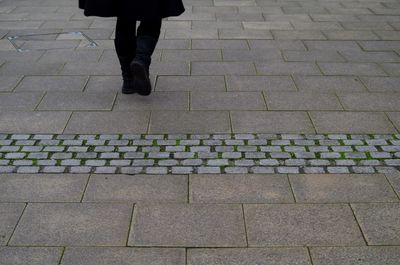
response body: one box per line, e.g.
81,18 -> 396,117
122,85 -> 135,94
131,61 -> 152,96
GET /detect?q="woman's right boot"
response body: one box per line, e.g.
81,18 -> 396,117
130,35 -> 158,96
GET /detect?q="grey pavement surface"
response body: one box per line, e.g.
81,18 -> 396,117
1,0 -> 400,264
0,172 -> 399,264
0,0 -> 400,134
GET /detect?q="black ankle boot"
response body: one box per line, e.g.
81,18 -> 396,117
117,55 -> 135,94
131,36 -> 158,96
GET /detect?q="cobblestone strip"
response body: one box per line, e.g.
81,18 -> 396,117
0,134 -> 399,174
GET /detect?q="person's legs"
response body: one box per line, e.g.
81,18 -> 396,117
130,19 -> 162,96
114,17 -> 137,94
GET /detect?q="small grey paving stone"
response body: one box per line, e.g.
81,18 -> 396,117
5,153 -> 25,159
99,152 -> 120,159
16,167 -> 40,174
327,167 -> 350,174
351,203 -> 400,245
85,160 -> 106,167
171,167 -> 194,174
188,248 -> 311,265
129,203 -> 246,247
0,146 -> 20,152
51,153 -> 72,159
304,167 -> 326,174
145,167 -> 168,174
76,153 -> 98,159
352,166 -> 376,174
0,174 -> 87,202
289,174 -> 398,203
42,166 -> 66,173
13,160 -> 33,166
215,146 -> 234,152
10,203 -> 132,246
384,159 -> 400,166
61,160 -> 81,166
158,160 -> 179,166
310,246 -> 400,265
0,247 -> 63,265
94,146 -> 115,152
182,159 -> 203,166
0,203 -> 25,245
0,166 -> 16,173
244,204 -> 365,247
132,160 -> 154,166
27,152 -> 48,159
222,152 -> 242,159
61,247 -> 185,265
84,174 -> 187,203
336,160 -> 356,166
207,159 -> 229,166
110,160 -> 131,166
67,147 -> 88,152
224,167 -> 249,174
277,167 -> 300,174
43,146 -> 64,152
260,159 -> 280,166
197,167 -> 221,174
190,174 -> 294,203
94,167 -> 117,174
69,167 -> 92,173
0,160 -> 9,166
124,152 -> 145,159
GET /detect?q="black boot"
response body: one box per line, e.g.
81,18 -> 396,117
117,55 -> 135,94
131,36 -> 158,96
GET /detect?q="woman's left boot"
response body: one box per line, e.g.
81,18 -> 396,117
117,55 -> 135,94
130,35 -> 158,96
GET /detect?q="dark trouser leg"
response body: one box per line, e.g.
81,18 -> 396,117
114,17 -> 137,93
134,19 -> 162,70
131,19 -> 162,96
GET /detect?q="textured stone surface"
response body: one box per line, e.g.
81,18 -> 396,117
351,203 -> 400,245
61,247 -> 185,265
244,204 -> 365,246
0,203 -> 25,245
310,246 -> 400,265
129,203 -> 246,247
289,174 -> 399,203
188,248 -> 312,265
0,247 -> 63,265
83,174 -> 187,202
190,174 -> 294,203
10,203 -> 132,246
0,174 -> 88,202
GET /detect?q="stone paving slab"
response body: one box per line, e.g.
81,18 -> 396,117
244,204 -> 366,246
187,247 -> 312,265
310,246 -> 400,265
351,203 -> 400,245
0,112 -> 71,134
289,174 -> 399,203
61,247 -> 185,265
0,174 -> 88,202
9,203 -> 133,246
0,247 -> 63,265
129,203 -> 247,247
83,174 -> 187,203
190,174 -> 294,203
0,203 -> 25,246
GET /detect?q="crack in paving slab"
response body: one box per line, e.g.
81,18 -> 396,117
0,134 -> 399,174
